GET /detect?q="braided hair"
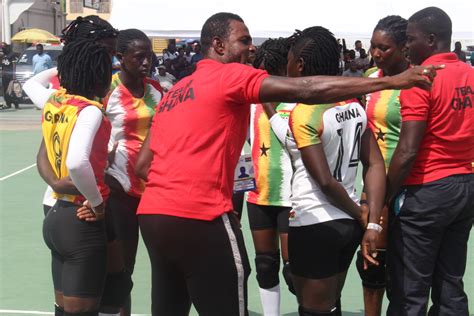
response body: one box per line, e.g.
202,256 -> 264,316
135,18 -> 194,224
374,15 -> 408,46
252,37 -> 289,76
117,28 -> 151,54
288,26 -> 340,76
58,39 -> 112,98
61,15 -> 119,45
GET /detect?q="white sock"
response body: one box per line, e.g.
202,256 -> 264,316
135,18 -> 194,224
98,313 -> 119,316
259,284 -> 281,316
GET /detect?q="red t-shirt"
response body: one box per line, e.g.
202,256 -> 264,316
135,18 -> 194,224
137,59 -> 268,220
400,53 -> 474,185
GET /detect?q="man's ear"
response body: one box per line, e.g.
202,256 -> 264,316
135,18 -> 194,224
212,37 -> 225,56
427,33 -> 436,48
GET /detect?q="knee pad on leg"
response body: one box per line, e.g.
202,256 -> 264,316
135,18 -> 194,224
298,306 -> 339,316
356,249 -> 386,289
255,251 -> 280,289
101,270 -> 133,307
55,304 -> 64,316
282,261 -> 296,295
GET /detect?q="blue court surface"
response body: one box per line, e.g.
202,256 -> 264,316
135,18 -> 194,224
1,104 -> 473,315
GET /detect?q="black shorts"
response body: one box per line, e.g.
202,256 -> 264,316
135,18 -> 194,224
106,185 -> 140,240
43,204 -> 52,216
138,212 -> 251,316
247,202 -> 290,233
289,219 -> 362,279
43,200 -> 107,297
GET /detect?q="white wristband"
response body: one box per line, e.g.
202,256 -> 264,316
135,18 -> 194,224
367,222 -> 383,233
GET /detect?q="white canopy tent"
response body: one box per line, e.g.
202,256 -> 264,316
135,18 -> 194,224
110,0 -> 473,47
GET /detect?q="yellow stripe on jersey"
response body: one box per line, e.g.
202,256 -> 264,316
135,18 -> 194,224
42,89 -> 104,203
290,103 -> 335,149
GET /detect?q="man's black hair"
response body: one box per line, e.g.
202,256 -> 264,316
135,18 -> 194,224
36,43 -> 44,48
200,12 -> 244,55
58,39 -> 111,97
408,7 -> 452,42
61,15 -> 119,45
288,26 -> 340,76
374,15 -> 408,46
252,37 -> 289,76
117,28 -> 151,54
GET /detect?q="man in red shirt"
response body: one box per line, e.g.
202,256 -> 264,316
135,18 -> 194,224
137,12 -> 441,316
386,7 -> 474,316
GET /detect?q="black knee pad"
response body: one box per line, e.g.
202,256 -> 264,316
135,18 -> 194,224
63,312 -> 98,316
101,270 -> 133,307
55,304 -> 64,316
282,261 -> 296,295
298,306 -> 339,316
255,251 -> 280,289
356,249 -> 386,289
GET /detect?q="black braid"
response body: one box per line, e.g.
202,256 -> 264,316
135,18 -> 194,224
252,37 -> 289,76
61,15 -> 118,45
374,15 -> 408,46
117,29 -> 151,54
288,26 -> 340,76
58,39 -> 112,98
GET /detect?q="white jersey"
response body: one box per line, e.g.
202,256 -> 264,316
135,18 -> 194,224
287,100 -> 367,226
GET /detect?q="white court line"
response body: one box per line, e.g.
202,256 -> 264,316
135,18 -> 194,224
0,163 -> 37,181
0,311 -> 52,315
0,311 -> 149,316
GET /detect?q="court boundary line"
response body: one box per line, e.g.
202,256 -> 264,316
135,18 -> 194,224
0,163 -> 37,181
0,310 -> 149,315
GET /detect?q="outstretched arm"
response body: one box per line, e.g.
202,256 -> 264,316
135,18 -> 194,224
259,65 -> 442,104
23,68 -> 58,109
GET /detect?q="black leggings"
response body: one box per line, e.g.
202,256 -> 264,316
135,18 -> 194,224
43,200 -> 107,297
138,213 -> 251,316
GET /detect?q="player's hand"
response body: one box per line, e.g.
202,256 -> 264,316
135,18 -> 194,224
76,200 -> 105,221
361,229 -> 379,270
391,64 -> 444,90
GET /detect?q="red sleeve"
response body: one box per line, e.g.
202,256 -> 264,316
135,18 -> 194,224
400,87 -> 430,121
221,63 -> 268,105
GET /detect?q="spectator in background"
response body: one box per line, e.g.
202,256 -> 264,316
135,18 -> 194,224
32,44 -> 53,75
190,42 -> 203,64
163,43 -> 178,61
343,59 -> 364,77
154,65 -> 176,92
184,45 -> 194,63
174,47 -> 189,78
354,40 -> 367,59
453,41 -> 467,62
1,43 -> 19,109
